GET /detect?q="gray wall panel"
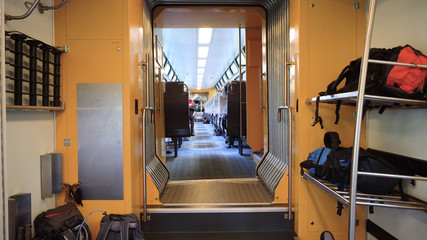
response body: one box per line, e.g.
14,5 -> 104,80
258,0 -> 289,194
77,83 -> 124,200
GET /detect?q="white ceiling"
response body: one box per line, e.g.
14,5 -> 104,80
159,28 -> 243,90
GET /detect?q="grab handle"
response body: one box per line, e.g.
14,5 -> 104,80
259,67 -> 266,114
278,106 -> 292,220
142,107 -> 155,222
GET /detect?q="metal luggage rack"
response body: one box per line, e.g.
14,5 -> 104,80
302,171 -> 427,211
304,0 -> 427,239
306,91 -> 427,109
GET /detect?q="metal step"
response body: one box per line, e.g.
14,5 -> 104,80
142,206 -> 295,235
159,178 -> 274,206
143,231 -> 296,240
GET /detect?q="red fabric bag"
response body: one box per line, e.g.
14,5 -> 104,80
386,46 -> 427,94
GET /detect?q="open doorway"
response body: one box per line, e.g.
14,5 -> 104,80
153,7 -> 268,183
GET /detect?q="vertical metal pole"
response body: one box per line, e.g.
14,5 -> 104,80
52,50 -> 62,107
142,107 -> 147,222
11,34 -> 26,106
239,27 -> 243,145
349,0 -> 376,239
285,0 -> 292,221
140,53 -> 151,222
27,40 -> 39,106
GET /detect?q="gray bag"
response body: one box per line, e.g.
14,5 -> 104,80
96,214 -> 144,240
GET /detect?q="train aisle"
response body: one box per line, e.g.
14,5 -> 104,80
165,121 -> 256,180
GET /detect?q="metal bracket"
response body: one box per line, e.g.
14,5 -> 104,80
64,139 -> 71,146
56,45 -> 70,53
353,2 -> 360,9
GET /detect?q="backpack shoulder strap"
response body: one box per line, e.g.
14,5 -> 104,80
121,217 -> 132,240
311,97 -> 324,129
325,65 -> 351,95
96,218 -> 114,240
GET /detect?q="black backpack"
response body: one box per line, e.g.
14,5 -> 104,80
96,214 -> 144,240
313,45 -> 427,128
301,132 -> 401,215
34,203 -> 91,240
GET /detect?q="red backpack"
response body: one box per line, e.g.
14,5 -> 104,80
386,45 -> 427,95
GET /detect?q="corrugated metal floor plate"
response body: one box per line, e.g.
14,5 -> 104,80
160,178 -> 273,206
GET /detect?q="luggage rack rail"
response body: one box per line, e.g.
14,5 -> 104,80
306,91 -> 427,108
302,172 -> 427,211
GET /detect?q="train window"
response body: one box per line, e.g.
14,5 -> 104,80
164,63 -> 171,75
163,54 -> 167,65
230,61 -> 238,74
240,53 -> 246,66
168,70 -> 174,79
226,69 -> 233,79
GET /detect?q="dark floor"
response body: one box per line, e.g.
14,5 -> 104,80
165,122 -> 256,180
144,231 -> 295,240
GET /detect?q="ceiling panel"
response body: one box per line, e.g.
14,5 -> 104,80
160,28 -> 241,90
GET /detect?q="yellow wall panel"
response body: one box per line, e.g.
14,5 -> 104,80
67,40 -> 123,84
65,0 -> 123,40
292,0 -> 367,239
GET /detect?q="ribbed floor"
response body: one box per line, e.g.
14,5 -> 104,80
166,122 -> 256,180
160,178 -> 273,205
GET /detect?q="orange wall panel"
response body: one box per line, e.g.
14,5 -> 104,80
246,32 -> 264,152
66,40 -> 123,84
65,0 -> 123,40
55,0 -> 147,237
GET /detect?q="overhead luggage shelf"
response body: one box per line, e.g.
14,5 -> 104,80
302,172 -> 427,211
307,91 -> 427,108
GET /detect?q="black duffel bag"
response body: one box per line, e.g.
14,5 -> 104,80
34,203 -> 91,240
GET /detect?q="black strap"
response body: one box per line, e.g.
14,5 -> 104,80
336,202 -> 343,216
326,65 -> 351,95
300,160 -> 316,176
315,148 -> 325,167
369,206 -> 375,214
334,100 -> 342,124
378,105 -> 387,114
123,217 -> 131,240
312,96 -> 324,129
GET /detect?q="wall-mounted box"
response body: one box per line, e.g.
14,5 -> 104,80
41,153 -> 62,198
8,193 -> 31,240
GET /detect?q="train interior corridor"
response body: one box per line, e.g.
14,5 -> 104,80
165,121 -> 256,181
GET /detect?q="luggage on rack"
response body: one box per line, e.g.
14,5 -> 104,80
313,45 -> 427,127
96,214 -> 144,240
34,203 -> 91,240
322,45 -> 427,99
300,132 -> 400,195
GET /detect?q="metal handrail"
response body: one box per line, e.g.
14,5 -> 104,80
38,0 -> 68,11
5,0 -> 42,21
349,0 -> 377,239
141,53 -> 150,108
277,106 -> 292,220
368,59 -> 427,69
259,67 -> 266,114
6,0 -> 68,21
142,107 -> 154,223
358,172 -> 427,181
